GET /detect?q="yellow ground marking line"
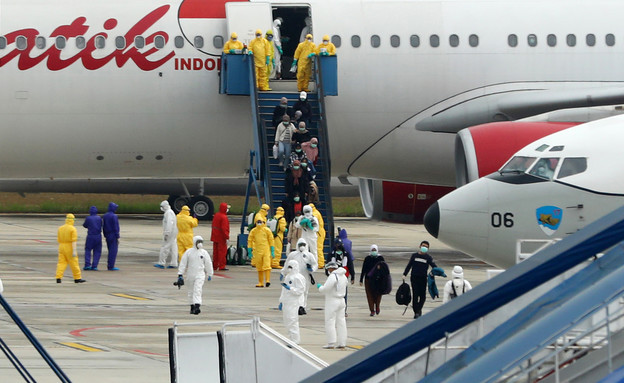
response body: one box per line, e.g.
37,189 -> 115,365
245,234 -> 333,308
347,345 -> 364,350
110,293 -> 152,301
58,342 -> 106,352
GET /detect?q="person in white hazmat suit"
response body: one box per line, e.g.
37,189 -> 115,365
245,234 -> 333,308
443,265 -> 473,303
295,205 -> 319,259
271,18 -> 283,79
317,261 -> 348,349
155,200 -> 178,269
280,259 -> 306,344
280,238 -> 317,315
177,236 -> 214,315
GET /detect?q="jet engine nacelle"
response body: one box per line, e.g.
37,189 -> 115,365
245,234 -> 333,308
455,121 -> 579,186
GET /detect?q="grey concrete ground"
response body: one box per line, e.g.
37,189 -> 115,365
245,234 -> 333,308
0,215 -> 491,382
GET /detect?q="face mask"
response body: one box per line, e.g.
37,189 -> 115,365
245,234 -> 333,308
301,163 -> 308,168
293,166 -> 300,170
196,241 -> 203,249
299,127 -> 305,131
267,36 -> 273,41
336,251 -> 343,255
226,208 -> 229,213
256,222 -> 263,226
296,149 -> 302,153
299,246 -> 306,251
283,121 -> 289,126
420,246 -> 429,253
371,251 -> 378,256
280,104 -> 287,108
300,97 -> 305,101
233,38 -> 237,41
294,197 -> 300,202
256,34 -> 261,38
307,38 -> 312,42
311,144 -> 317,148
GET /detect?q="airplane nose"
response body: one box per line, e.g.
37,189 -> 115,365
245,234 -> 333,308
424,202 -> 439,238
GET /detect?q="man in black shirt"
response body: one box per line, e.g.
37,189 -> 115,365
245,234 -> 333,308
402,241 -> 437,319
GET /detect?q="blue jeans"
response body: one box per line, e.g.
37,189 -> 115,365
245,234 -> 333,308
278,141 -> 291,167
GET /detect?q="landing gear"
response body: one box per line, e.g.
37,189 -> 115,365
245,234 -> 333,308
168,195 -> 190,214
191,196 -> 214,221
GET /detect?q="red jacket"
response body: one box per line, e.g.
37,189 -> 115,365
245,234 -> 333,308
210,202 -> 230,242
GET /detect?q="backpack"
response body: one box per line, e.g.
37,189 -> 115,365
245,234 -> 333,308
395,282 -> 411,306
369,261 -> 392,295
450,280 -> 465,299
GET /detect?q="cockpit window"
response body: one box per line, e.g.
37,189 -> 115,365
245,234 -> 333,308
528,157 -> 560,180
557,157 -> 587,179
549,145 -> 564,152
535,144 -> 549,152
499,156 -> 537,174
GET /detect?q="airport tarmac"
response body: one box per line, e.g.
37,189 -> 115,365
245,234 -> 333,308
0,215 -> 492,382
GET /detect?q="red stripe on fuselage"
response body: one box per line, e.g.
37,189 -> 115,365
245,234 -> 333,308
178,0 -> 247,19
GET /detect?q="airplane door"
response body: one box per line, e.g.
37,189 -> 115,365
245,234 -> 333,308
226,2 -> 273,46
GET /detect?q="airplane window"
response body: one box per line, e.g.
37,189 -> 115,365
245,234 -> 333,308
115,36 -> 126,50
430,34 -> 440,47
351,35 -> 361,48
135,36 -> 145,49
194,36 -> 204,49
371,35 -> 381,48
567,34 -> 576,47
410,35 -> 420,47
535,144 -> 549,152
449,34 -> 459,47
95,35 -> 106,49
0,36 -> 5,49
331,35 -> 341,48
155,35 -> 166,49
508,34 -> 518,47
76,36 -> 86,50
16,36 -> 27,50
528,157 -> 560,180
499,156 -> 537,174
586,34 -> 596,47
469,34 -> 479,47
36,36 -> 46,49
549,145 -> 564,152
527,34 -> 537,47
174,36 -> 184,49
55,36 -> 66,50
390,35 -> 400,48
606,33 -> 615,47
547,34 -> 556,47
213,35 -> 224,49
557,157 -> 587,179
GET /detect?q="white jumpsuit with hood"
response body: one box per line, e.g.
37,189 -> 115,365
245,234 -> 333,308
443,265 -> 473,303
158,201 -> 178,267
178,236 -> 214,305
318,267 -> 348,348
295,205 -> 319,258
281,238 -> 318,308
280,259 -> 306,344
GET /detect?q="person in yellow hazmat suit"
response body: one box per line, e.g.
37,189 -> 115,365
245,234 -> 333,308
177,205 -> 198,262
292,34 -> 317,92
56,214 -> 86,284
272,207 -> 287,269
223,32 -> 244,53
248,218 -> 275,287
265,30 -> 275,78
316,35 -> 336,56
254,203 -> 270,224
309,203 -> 326,268
248,29 -> 271,91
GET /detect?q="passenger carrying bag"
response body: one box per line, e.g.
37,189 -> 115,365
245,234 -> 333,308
396,282 -> 412,315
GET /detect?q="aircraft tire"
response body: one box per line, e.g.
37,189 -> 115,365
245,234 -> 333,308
168,195 -> 191,214
191,196 -> 214,221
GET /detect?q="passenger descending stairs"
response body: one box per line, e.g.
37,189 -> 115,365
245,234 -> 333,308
257,91 -> 334,259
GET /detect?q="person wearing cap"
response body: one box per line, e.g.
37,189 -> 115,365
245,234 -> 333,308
211,202 -> 230,271
272,207 -> 287,269
360,244 -> 385,316
443,265 -> 473,303
293,91 -> 313,130
102,202 -> 120,270
317,261 -> 348,349
402,241 -> 437,318
293,35 -> 316,92
316,35 -> 336,56
248,28 -> 271,91
223,32 -> 244,54
56,213 -> 86,284
156,200 -> 178,269
176,205 -> 198,263
248,218 -> 275,287
280,259 -> 306,344
177,236 -> 213,315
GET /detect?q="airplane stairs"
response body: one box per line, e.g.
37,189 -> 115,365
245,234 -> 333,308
302,205 -> 624,383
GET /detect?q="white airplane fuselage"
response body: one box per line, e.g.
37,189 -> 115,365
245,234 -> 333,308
3,0 -> 624,191
425,114 -> 624,268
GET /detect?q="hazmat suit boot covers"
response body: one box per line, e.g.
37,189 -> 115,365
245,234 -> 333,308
281,260 -> 306,344
319,267 -> 348,348
281,238 -> 318,309
56,214 -> 83,281
294,37 -> 316,92
178,236 -> 213,310
248,221 -> 275,287
249,35 -> 271,90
